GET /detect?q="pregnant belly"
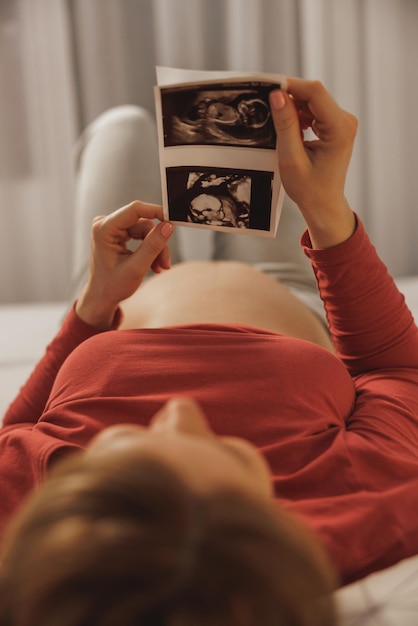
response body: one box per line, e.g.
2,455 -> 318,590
120,261 -> 333,351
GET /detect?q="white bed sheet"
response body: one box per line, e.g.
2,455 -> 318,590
1,277 -> 418,625
0,301 -> 67,418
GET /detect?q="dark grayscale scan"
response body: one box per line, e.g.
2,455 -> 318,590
161,83 -> 278,148
166,167 -> 274,231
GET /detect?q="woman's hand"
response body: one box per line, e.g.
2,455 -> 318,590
76,201 -> 174,328
269,78 -> 358,248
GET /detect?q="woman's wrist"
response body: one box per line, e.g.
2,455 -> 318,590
75,288 -> 119,330
300,199 -> 356,249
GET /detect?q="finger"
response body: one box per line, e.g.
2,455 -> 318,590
127,218 -> 156,240
127,219 -> 172,272
286,78 -> 357,145
129,221 -> 174,275
269,88 -> 307,166
151,242 -> 172,273
92,214 -> 106,225
286,78 -> 342,128
103,200 -> 165,232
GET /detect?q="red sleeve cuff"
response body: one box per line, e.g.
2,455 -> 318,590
300,214 -> 362,264
68,303 -> 124,338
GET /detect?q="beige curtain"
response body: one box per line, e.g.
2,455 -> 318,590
298,0 -> 418,276
0,0 -> 77,303
1,0 -> 417,303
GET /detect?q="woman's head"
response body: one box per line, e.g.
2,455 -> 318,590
0,399 -> 337,626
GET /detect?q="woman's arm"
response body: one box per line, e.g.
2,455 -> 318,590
75,201 -> 173,328
304,218 -> 418,374
270,78 -> 418,373
3,201 -> 174,427
269,78 -> 358,249
2,306 -> 121,427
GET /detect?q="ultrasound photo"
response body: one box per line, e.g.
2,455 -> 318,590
161,84 -> 277,149
166,167 -> 274,232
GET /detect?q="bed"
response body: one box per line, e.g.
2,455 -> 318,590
1,276 -> 418,625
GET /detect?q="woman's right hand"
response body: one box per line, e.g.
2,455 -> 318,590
269,78 -> 358,248
76,201 -> 174,329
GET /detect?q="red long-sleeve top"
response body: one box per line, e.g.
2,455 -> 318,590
2,218 -> 418,585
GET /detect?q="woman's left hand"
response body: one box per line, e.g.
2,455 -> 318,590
76,201 -> 174,328
269,78 -> 357,248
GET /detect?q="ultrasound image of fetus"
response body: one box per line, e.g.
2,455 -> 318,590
165,88 -> 276,148
186,173 -> 250,228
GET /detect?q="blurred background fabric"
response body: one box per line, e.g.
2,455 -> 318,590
1,0 -> 417,303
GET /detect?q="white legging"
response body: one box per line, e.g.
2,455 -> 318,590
71,105 -> 326,324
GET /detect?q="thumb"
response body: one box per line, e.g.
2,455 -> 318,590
132,221 -> 174,273
269,89 -> 305,165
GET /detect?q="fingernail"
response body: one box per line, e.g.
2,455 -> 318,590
270,90 -> 286,111
161,222 -> 174,238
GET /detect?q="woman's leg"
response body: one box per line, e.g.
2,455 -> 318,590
213,196 -> 327,324
69,105 -> 181,299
